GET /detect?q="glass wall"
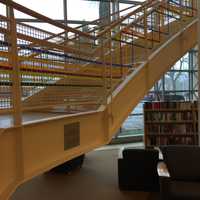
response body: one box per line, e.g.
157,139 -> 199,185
68,0 -> 99,21
14,0 -> 64,19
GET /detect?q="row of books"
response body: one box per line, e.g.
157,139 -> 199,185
148,135 -> 198,146
144,101 -> 197,110
145,112 -> 195,121
146,124 -> 197,134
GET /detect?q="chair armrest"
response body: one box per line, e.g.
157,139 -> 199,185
157,161 -> 170,178
154,147 -> 163,160
118,147 -> 124,159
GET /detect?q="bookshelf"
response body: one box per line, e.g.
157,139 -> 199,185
144,101 -> 198,147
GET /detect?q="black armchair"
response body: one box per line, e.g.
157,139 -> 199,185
118,148 -> 159,191
158,145 -> 200,200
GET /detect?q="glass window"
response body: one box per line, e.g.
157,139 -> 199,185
117,102 -> 144,138
0,4 -> 6,16
14,0 -> 63,19
68,0 -> 99,21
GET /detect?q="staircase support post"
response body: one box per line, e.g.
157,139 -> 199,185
6,0 -> 25,195
7,1 -> 22,126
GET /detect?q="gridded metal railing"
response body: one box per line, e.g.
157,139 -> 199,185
0,0 -> 197,114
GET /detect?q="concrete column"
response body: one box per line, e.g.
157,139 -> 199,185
99,1 -> 111,26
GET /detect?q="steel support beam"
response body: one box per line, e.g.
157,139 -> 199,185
198,0 -> 200,145
63,0 -> 68,38
161,75 -> 165,101
112,0 -> 119,21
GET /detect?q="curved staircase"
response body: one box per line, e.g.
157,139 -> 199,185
0,0 -> 198,199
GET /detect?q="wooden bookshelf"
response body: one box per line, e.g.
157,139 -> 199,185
144,101 -> 198,147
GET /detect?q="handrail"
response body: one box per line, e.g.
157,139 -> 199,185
0,0 -> 195,54
75,4 -> 137,30
0,14 -> 65,44
0,0 -> 196,113
66,4 -> 138,41
0,0 -> 159,45
0,2 -> 139,46
119,2 -> 162,35
55,1 -> 155,44
0,0 -> 95,40
79,0 -> 195,70
68,0 -> 157,61
67,0 -> 194,40
96,0 -> 157,38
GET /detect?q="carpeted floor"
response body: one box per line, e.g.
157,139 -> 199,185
11,149 -> 159,200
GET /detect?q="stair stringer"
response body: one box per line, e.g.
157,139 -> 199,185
107,18 -> 197,137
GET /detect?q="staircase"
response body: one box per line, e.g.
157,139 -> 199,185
0,0 -> 198,199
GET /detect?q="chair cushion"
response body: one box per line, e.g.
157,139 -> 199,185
161,145 -> 200,181
122,148 -> 158,162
